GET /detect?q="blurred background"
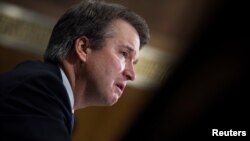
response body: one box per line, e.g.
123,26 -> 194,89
0,0 -> 249,140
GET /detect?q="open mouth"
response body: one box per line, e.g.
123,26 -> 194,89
116,83 -> 125,93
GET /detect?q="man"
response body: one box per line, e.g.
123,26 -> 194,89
0,0 -> 149,141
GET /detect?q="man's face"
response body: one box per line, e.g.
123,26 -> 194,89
84,19 -> 140,106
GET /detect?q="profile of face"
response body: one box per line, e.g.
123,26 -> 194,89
83,19 -> 140,106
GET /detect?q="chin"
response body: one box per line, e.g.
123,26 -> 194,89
99,92 -> 119,106
107,99 -> 118,106
107,95 -> 119,106
106,102 -> 116,106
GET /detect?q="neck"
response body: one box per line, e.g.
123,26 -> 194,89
61,58 -> 88,110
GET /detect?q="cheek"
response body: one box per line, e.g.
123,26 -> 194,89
90,52 -> 125,77
92,56 -> 122,78
110,56 -> 125,73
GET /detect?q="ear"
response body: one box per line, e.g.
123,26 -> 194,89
74,36 -> 91,62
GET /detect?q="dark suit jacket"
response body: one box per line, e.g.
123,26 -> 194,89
0,61 -> 72,141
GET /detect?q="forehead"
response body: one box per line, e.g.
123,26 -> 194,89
108,19 -> 140,52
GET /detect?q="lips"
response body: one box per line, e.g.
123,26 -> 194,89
116,83 -> 125,94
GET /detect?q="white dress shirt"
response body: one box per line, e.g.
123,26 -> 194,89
59,67 -> 74,113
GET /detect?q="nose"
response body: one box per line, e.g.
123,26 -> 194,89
123,63 -> 136,81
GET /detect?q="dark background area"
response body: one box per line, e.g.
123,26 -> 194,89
121,0 -> 249,140
1,0 -> 249,140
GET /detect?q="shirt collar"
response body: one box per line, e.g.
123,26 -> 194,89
59,67 -> 74,113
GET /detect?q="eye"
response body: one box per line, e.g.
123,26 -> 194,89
120,51 -> 129,58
